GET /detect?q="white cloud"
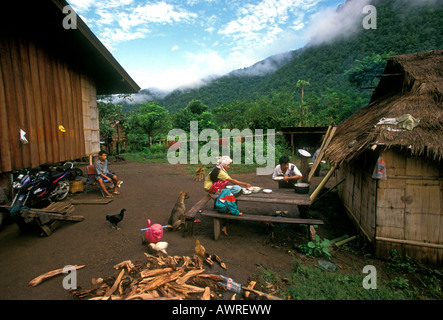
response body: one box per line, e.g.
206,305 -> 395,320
69,0 -> 198,49
67,0 -> 96,12
219,0 -> 321,52
305,0 -> 373,46
171,45 -> 179,51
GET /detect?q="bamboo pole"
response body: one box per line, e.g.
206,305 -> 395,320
310,165 -> 336,203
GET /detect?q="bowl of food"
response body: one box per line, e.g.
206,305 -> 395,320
249,186 -> 261,193
294,182 -> 310,194
242,188 -> 252,195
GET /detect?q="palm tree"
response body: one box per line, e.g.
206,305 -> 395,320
296,80 -> 310,126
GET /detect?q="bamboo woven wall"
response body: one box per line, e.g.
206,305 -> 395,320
375,150 -> 443,264
81,74 -> 100,157
337,149 -> 443,264
336,159 -> 377,244
0,33 -> 98,173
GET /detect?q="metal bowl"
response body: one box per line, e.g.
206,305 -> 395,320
294,182 -> 310,194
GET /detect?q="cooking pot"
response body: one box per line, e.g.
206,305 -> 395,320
294,182 -> 310,194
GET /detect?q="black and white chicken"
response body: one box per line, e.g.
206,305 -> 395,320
106,208 -> 126,230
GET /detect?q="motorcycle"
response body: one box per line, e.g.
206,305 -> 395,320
10,162 -> 74,210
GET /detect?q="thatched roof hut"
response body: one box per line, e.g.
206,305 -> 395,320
327,49 -> 443,166
324,50 -> 443,264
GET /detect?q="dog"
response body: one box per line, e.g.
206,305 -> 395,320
168,191 -> 189,231
195,164 -> 205,182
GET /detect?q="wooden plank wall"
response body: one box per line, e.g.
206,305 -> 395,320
375,150 -> 443,264
0,34 -> 88,173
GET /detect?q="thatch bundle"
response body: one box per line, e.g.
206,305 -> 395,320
325,49 -> 443,165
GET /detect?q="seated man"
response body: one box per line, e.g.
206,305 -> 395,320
94,150 -> 123,197
272,155 -> 302,188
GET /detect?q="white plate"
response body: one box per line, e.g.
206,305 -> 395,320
298,149 -> 311,157
273,176 -> 284,181
263,189 -> 272,194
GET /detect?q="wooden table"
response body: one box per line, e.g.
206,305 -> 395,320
234,187 -> 311,206
184,186 -> 320,239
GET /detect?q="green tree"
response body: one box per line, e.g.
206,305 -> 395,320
97,96 -> 126,154
174,99 -> 215,132
128,102 -> 172,147
345,52 -> 396,89
213,100 -> 250,130
295,80 -> 310,127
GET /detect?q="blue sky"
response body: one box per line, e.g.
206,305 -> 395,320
67,0 -> 366,92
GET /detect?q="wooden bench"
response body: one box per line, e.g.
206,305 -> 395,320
200,210 -> 324,241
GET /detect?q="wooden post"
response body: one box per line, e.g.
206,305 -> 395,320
213,218 -> 220,241
300,156 -> 309,183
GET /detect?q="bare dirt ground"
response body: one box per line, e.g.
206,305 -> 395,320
0,161 -> 379,300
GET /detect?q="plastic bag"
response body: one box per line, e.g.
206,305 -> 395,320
372,156 -> 387,180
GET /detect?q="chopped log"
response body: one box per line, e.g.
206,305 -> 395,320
191,276 -> 226,292
244,281 -> 257,298
201,287 -> 211,300
122,285 -> 138,300
140,268 -> 173,278
144,253 -> 166,266
29,265 -> 85,287
126,294 -> 181,300
193,254 -> 203,269
125,293 -> 157,300
176,269 -> 205,285
165,256 -> 178,270
205,256 -> 214,267
139,270 -> 184,293
114,260 -> 134,272
197,274 -> 223,281
174,283 -> 206,293
241,287 -> 282,300
103,269 -> 125,299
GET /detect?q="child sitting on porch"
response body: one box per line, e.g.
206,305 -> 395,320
214,185 -> 243,236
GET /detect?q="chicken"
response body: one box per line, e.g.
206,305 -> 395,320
106,208 -> 126,230
195,239 -> 206,258
149,241 -> 168,255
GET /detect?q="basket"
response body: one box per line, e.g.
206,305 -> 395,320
70,180 -> 84,194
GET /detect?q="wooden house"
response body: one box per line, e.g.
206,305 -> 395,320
0,1 -> 140,190
324,50 -> 443,264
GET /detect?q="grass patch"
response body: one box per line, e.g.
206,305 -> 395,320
283,260 -> 412,300
253,260 -> 413,300
251,255 -> 443,300
123,151 -> 170,163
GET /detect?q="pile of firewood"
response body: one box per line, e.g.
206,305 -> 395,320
70,253 -> 281,300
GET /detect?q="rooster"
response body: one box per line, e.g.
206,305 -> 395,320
106,208 -> 126,230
